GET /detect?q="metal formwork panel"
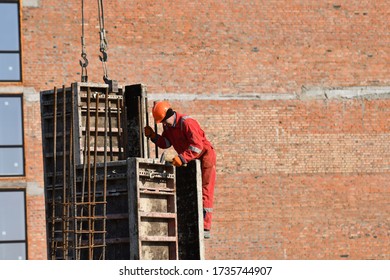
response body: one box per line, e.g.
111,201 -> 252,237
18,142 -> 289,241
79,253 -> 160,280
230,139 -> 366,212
41,82 -> 148,167
42,159 -> 131,260
73,160 -> 130,260
40,82 -> 204,260
40,85 -> 75,260
123,84 -> 149,158
176,160 -> 205,260
40,82 -> 148,260
128,157 -> 178,260
73,82 -> 125,164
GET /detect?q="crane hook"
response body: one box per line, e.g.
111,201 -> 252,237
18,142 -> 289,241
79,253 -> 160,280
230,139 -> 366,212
79,53 -> 89,68
79,52 -> 89,82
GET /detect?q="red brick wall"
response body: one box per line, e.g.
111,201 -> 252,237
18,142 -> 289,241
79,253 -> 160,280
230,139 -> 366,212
171,99 -> 390,259
26,193 -> 47,259
21,1 -> 390,93
13,0 -> 390,259
23,95 -> 47,260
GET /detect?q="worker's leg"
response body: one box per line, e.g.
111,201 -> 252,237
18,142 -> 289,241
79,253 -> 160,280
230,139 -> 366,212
201,146 -> 216,231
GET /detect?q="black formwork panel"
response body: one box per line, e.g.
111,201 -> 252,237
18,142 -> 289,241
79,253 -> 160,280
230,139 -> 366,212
124,84 -> 149,158
42,155 -> 203,260
43,160 -> 131,259
74,83 -> 125,164
40,85 -> 72,184
40,82 -> 203,259
40,85 -> 75,260
74,160 -> 130,260
40,82 -> 148,167
40,82 -> 149,260
176,160 -> 204,260
40,83 -> 125,168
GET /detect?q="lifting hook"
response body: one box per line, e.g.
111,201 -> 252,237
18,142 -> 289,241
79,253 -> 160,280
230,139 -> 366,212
79,53 -> 89,68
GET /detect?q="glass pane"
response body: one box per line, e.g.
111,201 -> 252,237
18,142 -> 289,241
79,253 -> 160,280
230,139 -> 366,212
0,243 -> 26,260
0,191 -> 26,241
0,97 -> 23,145
0,53 -> 21,81
0,148 -> 24,176
0,3 -> 19,51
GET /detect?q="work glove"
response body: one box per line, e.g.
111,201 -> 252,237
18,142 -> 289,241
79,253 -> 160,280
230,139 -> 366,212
144,126 -> 156,139
172,155 -> 183,167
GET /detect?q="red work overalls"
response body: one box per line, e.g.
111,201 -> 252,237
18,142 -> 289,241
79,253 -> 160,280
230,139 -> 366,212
154,112 -> 216,230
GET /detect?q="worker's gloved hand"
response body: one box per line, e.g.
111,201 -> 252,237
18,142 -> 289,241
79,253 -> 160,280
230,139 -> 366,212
172,155 -> 183,167
144,126 -> 156,139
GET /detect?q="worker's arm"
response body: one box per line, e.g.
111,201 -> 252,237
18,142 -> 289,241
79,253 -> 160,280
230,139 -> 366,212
144,125 -> 172,149
154,134 -> 172,149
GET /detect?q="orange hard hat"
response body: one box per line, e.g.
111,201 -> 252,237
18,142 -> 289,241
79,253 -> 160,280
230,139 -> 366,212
152,101 -> 171,123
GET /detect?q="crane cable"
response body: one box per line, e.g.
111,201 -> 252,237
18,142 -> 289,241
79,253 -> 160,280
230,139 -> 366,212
97,0 -> 110,83
79,0 -> 88,82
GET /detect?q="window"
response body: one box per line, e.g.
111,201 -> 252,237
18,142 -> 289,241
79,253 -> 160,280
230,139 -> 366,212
0,190 -> 27,260
0,1 -> 21,81
0,95 -> 24,176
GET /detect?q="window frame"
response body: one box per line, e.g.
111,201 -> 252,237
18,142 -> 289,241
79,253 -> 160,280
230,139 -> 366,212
0,189 -> 28,260
0,0 -> 22,82
0,94 -> 25,177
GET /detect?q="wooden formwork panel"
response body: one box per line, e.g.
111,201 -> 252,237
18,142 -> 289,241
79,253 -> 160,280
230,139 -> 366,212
128,157 -> 178,260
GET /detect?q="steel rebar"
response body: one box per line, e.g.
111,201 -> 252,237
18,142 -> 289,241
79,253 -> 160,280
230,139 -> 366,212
102,87 -> 109,260
51,87 -> 58,260
116,98 -> 122,159
92,93 -> 100,259
86,88 -> 92,259
62,85 -> 68,259
70,84 -> 77,259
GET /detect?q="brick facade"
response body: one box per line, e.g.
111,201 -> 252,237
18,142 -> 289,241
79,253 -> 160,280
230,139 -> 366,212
1,0 -> 387,259
171,98 -> 389,259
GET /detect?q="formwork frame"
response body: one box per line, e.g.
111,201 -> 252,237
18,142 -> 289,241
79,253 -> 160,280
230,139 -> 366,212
40,82 -> 204,260
128,158 -> 178,260
40,82 -> 148,259
40,85 -> 76,259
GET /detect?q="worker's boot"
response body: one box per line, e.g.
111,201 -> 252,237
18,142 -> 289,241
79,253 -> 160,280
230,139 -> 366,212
203,208 -> 212,239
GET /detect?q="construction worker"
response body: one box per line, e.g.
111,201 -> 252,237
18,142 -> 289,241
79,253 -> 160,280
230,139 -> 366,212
144,101 -> 216,239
